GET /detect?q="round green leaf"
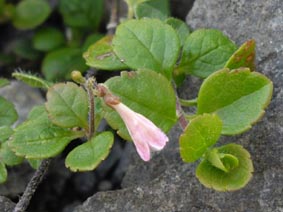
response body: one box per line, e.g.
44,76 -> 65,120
59,0 -> 103,29
46,82 -> 89,129
10,106 -> 84,159
104,69 -> 177,140
165,18 -> 191,46
179,113 -> 222,162
135,0 -> 169,20
225,39 -> 256,71
42,47 -> 88,81
0,162 -> 7,184
176,29 -> 237,78
0,141 -> 24,166
65,131 -> 114,171
0,96 -> 18,126
33,27 -> 65,52
12,0 -> 51,30
196,143 -> 254,191
12,72 -> 52,89
84,35 -> 128,70
113,19 -> 180,79
197,68 -> 273,135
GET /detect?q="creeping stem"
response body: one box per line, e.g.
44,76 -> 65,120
13,159 -> 52,212
85,78 -> 96,139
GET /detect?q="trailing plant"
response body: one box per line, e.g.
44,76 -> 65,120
0,0 -> 273,211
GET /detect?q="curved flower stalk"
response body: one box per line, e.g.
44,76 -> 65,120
97,84 -> 169,161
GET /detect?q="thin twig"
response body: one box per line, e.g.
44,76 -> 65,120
13,159 -> 52,212
86,78 -> 95,139
107,0 -> 119,35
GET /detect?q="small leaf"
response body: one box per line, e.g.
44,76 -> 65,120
0,126 -> 13,142
196,143 -> 253,191
42,47 -> 88,81
32,27 -> 65,52
46,82 -> 89,129
135,0 -> 170,20
12,72 -> 52,89
197,68 -> 273,135
82,33 -> 104,52
12,38 -> 41,60
225,39 -> 256,71
10,106 -> 84,159
0,78 -> 9,88
165,18 -> 191,47
113,19 -> 180,79
66,131 -> 114,171
0,96 -> 18,126
0,162 -> 7,184
12,0 -> 51,29
59,0 -> 103,29
84,35 -> 128,70
179,114 -> 222,162
206,148 -> 239,173
0,141 -> 24,166
176,29 -> 237,78
103,69 -> 177,140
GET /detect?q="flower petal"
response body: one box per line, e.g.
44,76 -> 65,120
112,103 -> 169,161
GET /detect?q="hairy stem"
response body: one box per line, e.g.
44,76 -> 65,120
174,84 -> 189,130
86,78 -> 95,139
13,159 -> 52,212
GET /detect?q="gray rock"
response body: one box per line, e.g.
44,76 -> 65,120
75,0 -> 283,211
0,80 -> 45,125
0,196 -> 15,212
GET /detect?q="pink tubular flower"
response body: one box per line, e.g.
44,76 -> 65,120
112,102 -> 169,161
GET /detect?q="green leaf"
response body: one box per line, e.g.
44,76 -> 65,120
206,148 -> 239,173
0,126 -> 13,143
0,162 -> 7,184
197,68 -> 273,135
12,0 -> 51,30
42,47 -> 88,81
0,96 -> 18,126
103,69 -> 177,140
165,18 -> 191,47
82,33 -> 104,52
33,27 -> 65,52
176,29 -> 237,78
0,141 -> 24,166
84,35 -> 128,70
0,78 -> 9,88
113,19 -> 180,79
46,82 -> 88,129
12,38 -> 41,60
179,114 -> 222,162
196,144 -> 253,191
66,131 -> 114,171
10,106 -> 84,159
12,72 -> 52,89
135,0 -> 170,20
59,0 -> 103,29
225,39 -> 256,71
